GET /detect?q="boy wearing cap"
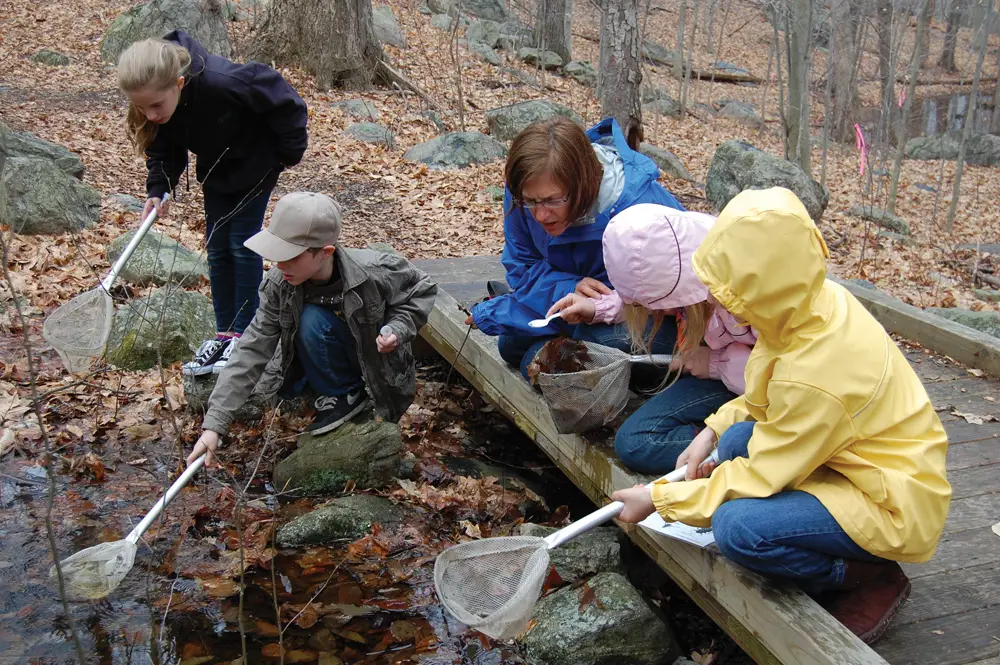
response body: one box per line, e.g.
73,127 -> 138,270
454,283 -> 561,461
187,192 -> 437,467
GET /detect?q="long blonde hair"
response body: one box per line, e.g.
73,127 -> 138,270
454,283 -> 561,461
117,38 -> 191,154
624,301 -> 714,391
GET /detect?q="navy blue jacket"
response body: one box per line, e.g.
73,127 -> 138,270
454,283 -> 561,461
471,118 -> 684,338
145,31 -> 308,199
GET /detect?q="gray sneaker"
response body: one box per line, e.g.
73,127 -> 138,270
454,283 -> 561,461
308,389 -> 370,435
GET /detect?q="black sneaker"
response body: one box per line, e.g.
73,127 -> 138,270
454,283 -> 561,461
182,338 -> 230,376
211,337 -> 237,374
308,389 -> 370,435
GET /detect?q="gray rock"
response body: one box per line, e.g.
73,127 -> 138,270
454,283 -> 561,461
106,288 -> 216,370
418,4 -> 433,14
523,572 -> 680,665
485,184 -> 505,200
563,60 -> 597,87
466,18 -> 502,48
30,49 -> 70,66
1,121 -> 85,179
711,61 -> 751,77
427,0 -> 456,14
644,98 -> 682,118
430,13 -> 456,30
485,99 -> 582,141
957,243 -> 1000,255
966,133 -> 1000,166
706,140 -> 829,221
496,22 -> 534,51
108,228 -> 209,287
928,308 -> 1000,339
877,230 -> 915,246
345,122 -> 396,148
642,40 -> 679,67
0,158 -> 99,234
109,193 -> 144,212
373,5 -> 407,48
500,66 -> 537,86
183,372 -> 268,423
461,0 -> 510,22
717,100 -> 764,129
420,110 -> 447,133
641,86 -> 675,104
516,524 -> 624,584
403,131 -> 507,168
517,47 -> 563,70
469,40 -> 501,65
905,133 -> 1000,167
100,0 -> 231,63
847,205 -> 910,235
850,278 -> 878,290
223,0 -> 268,21
276,494 -> 404,547
273,418 -> 404,494
333,99 -> 380,121
639,143 -> 693,181
974,289 -> 1000,302
929,271 -> 956,288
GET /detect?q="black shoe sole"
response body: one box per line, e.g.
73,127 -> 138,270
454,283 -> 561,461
308,398 -> 370,436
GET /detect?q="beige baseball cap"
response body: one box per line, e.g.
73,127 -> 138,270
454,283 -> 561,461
244,192 -> 343,262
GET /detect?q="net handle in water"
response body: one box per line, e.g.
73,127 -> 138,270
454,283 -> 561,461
126,453 -> 204,545
101,193 -> 169,292
542,448 -> 721,550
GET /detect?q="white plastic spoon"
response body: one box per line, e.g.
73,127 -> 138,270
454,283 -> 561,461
528,312 -> 563,328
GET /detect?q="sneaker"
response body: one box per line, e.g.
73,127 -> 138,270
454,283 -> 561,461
182,338 -> 230,376
211,338 -> 237,374
823,561 -> 911,644
308,389 -> 370,435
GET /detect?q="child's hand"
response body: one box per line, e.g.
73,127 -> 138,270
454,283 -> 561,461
463,314 -> 478,329
188,430 -> 221,468
574,277 -> 612,298
143,197 -> 170,219
677,427 -> 719,481
670,346 -> 712,379
547,293 -> 596,324
377,332 -> 398,353
611,485 -> 656,523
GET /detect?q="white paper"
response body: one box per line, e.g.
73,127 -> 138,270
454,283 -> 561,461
639,512 -> 717,548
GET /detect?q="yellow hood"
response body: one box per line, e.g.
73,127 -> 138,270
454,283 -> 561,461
652,188 -> 951,563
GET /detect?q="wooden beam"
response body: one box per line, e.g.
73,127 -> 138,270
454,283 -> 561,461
418,286 -> 890,665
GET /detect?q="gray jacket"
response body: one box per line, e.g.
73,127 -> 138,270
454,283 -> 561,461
203,247 -> 437,434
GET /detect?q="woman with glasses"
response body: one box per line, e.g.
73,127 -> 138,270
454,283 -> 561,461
467,116 -> 685,379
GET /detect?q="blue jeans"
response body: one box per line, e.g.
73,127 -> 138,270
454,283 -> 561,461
614,375 -> 735,474
711,422 -> 883,593
204,186 -> 272,335
282,304 -> 365,398
497,318 -> 678,380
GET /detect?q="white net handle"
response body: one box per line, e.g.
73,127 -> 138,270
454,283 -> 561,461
542,448 -> 722,549
125,452 -> 204,545
102,193 -> 170,291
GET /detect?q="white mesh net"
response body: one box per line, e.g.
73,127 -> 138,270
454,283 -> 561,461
50,540 -> 137,600
42,288 -> 114,373
434,535 -> 551,640
528,340 -> 633,434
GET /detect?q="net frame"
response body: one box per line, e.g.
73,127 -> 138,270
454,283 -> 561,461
42,287 -> 114,373
51,541 -> 138,600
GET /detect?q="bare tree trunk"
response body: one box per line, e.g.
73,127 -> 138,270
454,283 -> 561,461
706,0 -> 717,53
877,0 -> 894,113
992,44 -> 1000,134
831,0 -> 859,141
888,0 -> 931,214
674,0 -> 687,81
680,0 -> 701,115
939,0 -> 961,71
946,11 -> 991,232
535,0 -> 574,63
787,0 -> 812,174
919,0 -> 934,67
599,0 -> 644,148
252,0 -> 384,89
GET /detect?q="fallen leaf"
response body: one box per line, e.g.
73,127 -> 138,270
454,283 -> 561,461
390,619 -> 419,642
66,424 -> 84,438
254,620 -> 280,638
199,577 -> 240,598
992,522 -> 1000,539
577,580 -> 606,614
931,629 -> 945,635
123,424 -> 156,440
967,368 -> 986,377
396,478 -> 421,498
318,654 -> 344,665
951,410 -> 998,425
0,429 -> 15,456
459,519 -> 482,538
542,565 -> 565,592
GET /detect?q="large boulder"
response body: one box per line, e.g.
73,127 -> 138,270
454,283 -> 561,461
716,100 -> 765,129
522,572 -> 680,665
563,60 -> 597,87
846,205 -> 910,235
345,122 -> 396,148
485,100 -> 582,142
276,494 -> 404,547
642,40 -> 679,68
644,98 -> 682,118
333,99 -> 380,121
639,143 -> 693,181
273,418 -> 403,494
469,40 -> 501,66
99,0 -> 231,64
106,288 -> 216,370
0,158 -> 99,235
906,133 -> 1000,166
30,49 -> 70,67
183,372 -> 269,423
706,140 -> 829,221
1,121 -> 84,179
516,524 -> 624,584
373,5 -> 407,48
467,18 -> 502,47
517,47 -> 563,70
929,308 -> 1000,339
403,132 -> 507,168
107,228 -> 208,287
966,134 -> 1000,166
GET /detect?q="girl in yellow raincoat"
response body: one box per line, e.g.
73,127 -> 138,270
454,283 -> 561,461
612,187 -> 951,644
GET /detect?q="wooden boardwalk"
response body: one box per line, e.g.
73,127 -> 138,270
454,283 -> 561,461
414,256 -> 1000,665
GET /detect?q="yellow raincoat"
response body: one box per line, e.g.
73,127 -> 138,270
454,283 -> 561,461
650,188 -> 951,563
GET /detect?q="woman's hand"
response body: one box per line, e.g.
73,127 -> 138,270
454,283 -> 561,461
670,346 -> 712,379
676,427 -> 719,481
574,277 -> 612,298
611,485 -> 656,523
143,197 -> 170,219
548,293 -> 597,325
187,430 -> 221,468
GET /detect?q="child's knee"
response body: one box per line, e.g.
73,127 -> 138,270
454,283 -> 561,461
717,421 -> 755,461
711,500 -> 761,562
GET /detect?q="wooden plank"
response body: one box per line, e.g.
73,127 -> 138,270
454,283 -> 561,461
947,438 -> 1000,471
834,277 -> 1000,378
945,462 -> 1000,500
943,494 -> 1000,534
894,563 -> 1000,624
874,605 -> 1000,665
415,256 -> 507,309
908,527 -> 1000,578
419,287 -> 890,665
943,420 -> 1000,446
921,378 -> 1000,415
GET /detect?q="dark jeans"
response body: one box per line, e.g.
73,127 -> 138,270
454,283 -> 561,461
497,318 -> 678,381
281,304 -> 365,399
711,422 -> 884,593
204,186 -> 272,335
614,375 -> 735,474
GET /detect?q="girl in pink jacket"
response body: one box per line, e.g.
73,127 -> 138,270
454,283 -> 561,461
550,204 -> 756,474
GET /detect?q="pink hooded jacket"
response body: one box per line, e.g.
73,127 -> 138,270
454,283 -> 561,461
591,204 -> 757,394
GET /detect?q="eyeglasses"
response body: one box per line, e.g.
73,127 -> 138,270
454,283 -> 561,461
515,195 -> 570,210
